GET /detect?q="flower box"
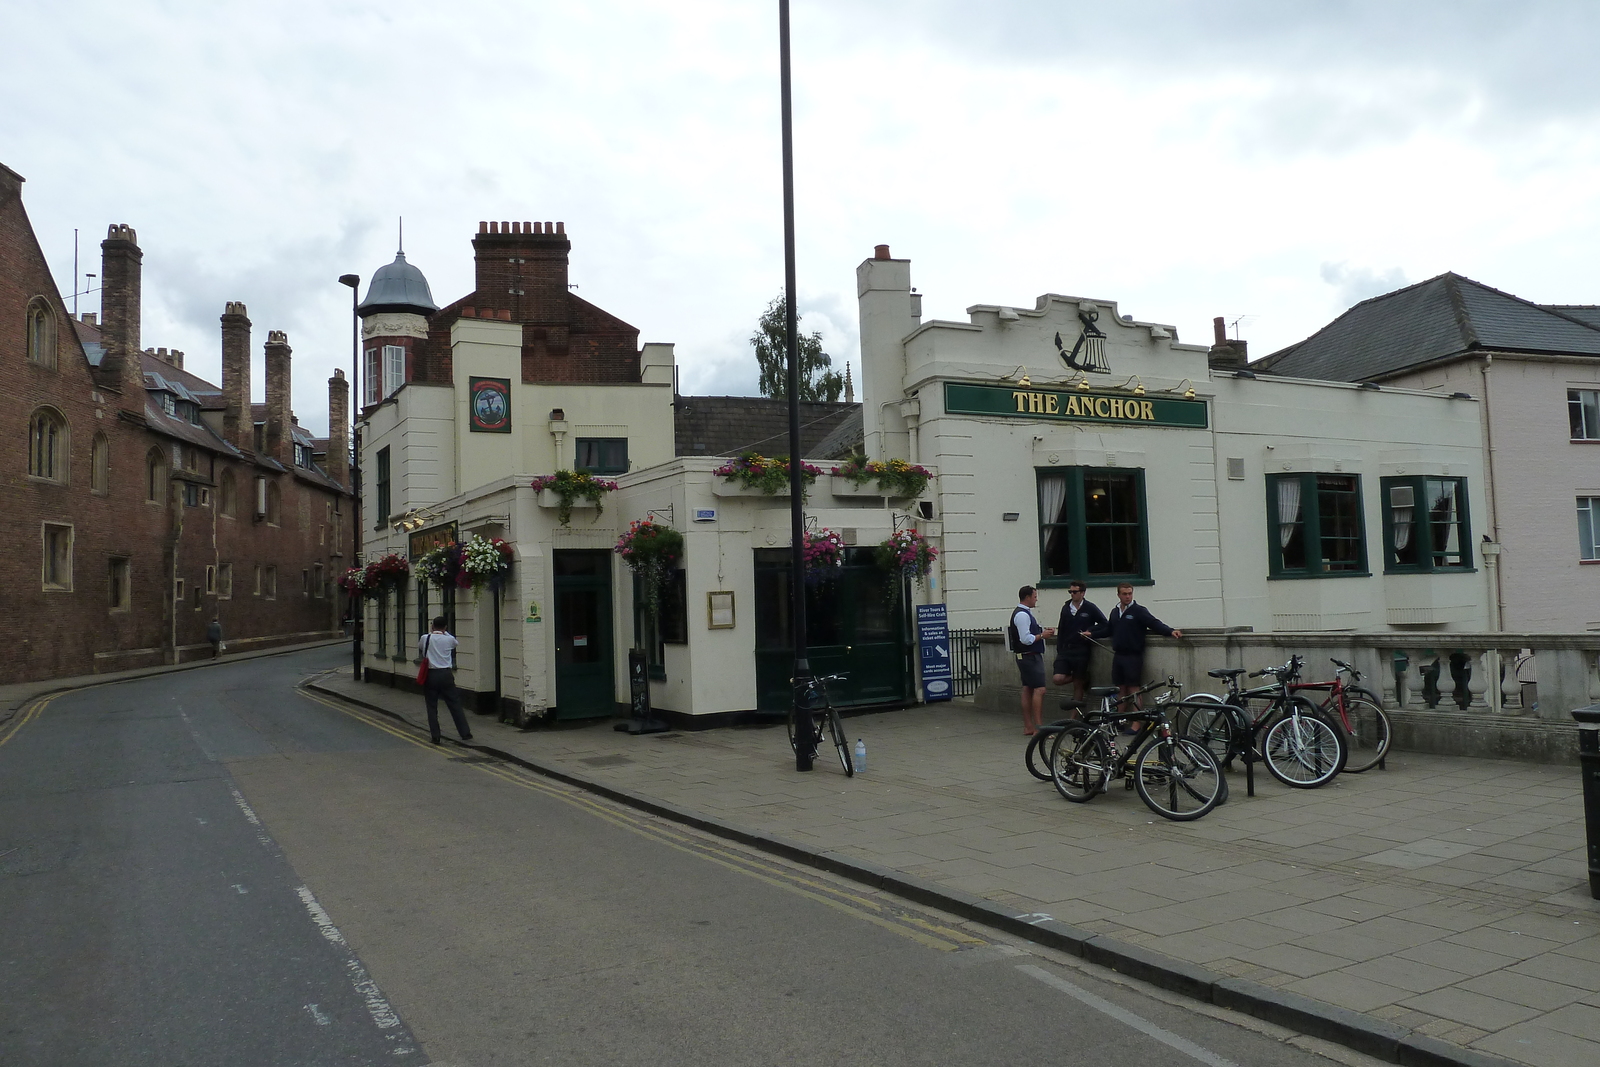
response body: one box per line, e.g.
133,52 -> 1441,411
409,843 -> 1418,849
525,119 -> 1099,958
828,475 -> 927,499
538,488 -> 600,511
713,480 -> 791,498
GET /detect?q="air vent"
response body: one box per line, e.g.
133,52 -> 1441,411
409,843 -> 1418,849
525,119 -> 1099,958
1227,458 -> 1245,480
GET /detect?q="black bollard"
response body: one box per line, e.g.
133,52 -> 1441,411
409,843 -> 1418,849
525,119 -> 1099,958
1574,705 -> 1600,900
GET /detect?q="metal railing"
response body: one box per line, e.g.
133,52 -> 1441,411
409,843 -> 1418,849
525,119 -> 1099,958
949,627 -> 998,698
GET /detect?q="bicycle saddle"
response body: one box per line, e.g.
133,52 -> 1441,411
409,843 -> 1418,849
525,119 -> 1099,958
1207,668 -> 1246,679
1088,686 -> 1118,698
1058,700 -> 1087,711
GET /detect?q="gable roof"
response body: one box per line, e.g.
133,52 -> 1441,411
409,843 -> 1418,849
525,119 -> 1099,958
673,396 -> 861,459
1258,273 -> 1600,382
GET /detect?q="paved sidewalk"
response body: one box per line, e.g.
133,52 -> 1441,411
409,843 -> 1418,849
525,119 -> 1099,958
312,668 -> 1599,1067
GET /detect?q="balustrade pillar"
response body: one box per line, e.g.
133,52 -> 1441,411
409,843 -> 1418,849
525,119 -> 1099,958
1465,650 -> 1490,709
1498,648 -> 1522,714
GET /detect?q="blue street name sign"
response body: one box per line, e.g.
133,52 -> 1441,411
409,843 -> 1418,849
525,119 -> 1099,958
917,603 -> 953,703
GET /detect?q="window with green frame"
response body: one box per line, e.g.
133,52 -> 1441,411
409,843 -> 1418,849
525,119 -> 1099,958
1036,467 -> 1150,585
375,446 -> 391,529
1266,473 -> 1367,577
1382,476 -> 1471,571
576,437 -> 628,475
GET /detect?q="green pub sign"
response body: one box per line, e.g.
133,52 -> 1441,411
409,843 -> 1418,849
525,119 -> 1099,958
943,381 -> 1207,429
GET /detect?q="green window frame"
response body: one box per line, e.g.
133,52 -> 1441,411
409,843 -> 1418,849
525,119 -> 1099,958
575,437 -> 628,475
393,582 -> 407,661
1266,473 -> 1368,578
416,580 -> 430,648
1036,467 -> 1150,586
1382,476 -> 1471,572
1569,389 -> 1600,440
375,446 -> 391,529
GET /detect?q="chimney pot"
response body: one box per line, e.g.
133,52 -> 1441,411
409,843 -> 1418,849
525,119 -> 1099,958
478,221 -> 488,233
462,307 -> 476,318
498,308 -> 512,321
523,221 -> 532,232
1213,316 -> 1227,346
501,220 -> 510,233
556,222 -> 565,234
874,244 -> 891,260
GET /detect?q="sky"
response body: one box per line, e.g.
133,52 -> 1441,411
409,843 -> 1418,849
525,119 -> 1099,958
7,1 -> 1600,437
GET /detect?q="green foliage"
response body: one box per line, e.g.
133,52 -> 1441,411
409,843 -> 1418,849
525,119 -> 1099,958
753,294 -> 844,402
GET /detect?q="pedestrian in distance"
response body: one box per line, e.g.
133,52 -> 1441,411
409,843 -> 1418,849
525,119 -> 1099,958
419,616 -> 473,745
1052,581 -> 1106,706
205,616 -> 223,659
1100,582 -> 1182,712
1009,585 -> 1056,736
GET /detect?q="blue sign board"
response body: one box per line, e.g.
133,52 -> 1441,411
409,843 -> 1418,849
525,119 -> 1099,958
916,603 -> 953,703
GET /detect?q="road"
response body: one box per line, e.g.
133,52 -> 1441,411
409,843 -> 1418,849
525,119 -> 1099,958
1,647 -> 1375,1066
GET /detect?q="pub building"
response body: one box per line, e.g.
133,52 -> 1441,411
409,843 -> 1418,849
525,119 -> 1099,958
357,229 -> 1490,726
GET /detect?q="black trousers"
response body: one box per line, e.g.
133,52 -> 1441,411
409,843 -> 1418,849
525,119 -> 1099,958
423,668 -> 471,740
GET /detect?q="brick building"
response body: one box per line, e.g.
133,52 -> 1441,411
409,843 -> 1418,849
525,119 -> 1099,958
2,161 -> 352,681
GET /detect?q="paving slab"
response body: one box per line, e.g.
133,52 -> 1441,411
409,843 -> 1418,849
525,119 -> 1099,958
307,667 -> 1600,1067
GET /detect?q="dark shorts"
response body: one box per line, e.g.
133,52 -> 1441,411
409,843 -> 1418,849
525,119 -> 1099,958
1054,648 -> 1090,679
1017,653 -> 1047,689
1111,653 -> 1144,687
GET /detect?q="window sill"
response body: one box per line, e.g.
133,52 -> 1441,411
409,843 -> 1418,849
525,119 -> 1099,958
1038,576 -> 1153,589
1266,571 -> 1372,581
1382,567 -> 1477,575
25,475 -> 68,487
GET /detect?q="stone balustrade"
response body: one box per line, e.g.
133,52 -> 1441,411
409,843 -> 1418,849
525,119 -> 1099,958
974,630 -> 1596,762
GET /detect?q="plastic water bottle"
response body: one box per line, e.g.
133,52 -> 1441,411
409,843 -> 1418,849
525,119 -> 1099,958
853,739 -> 866,774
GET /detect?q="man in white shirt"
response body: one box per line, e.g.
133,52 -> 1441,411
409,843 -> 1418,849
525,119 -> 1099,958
1008,586 -> 1056,735
419,616 -> 473,744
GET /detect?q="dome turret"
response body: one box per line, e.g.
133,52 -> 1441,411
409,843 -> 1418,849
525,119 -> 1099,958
358,251 -> 438,316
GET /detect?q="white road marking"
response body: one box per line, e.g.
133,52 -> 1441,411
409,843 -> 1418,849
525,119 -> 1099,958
229,787 -> 274,849
305,1003 -> 332,1026
294,886 -> 415,1056
1017,964 -> 1243,1067
231,884 -> 248,894
1016,912 -> 1056,925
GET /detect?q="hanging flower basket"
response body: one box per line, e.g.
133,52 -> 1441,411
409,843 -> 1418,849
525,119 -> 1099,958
830,456 -> 931,499
874,528 -> 939,588
461,536 -> 516,593
802,527 -> 845,584
362,553 -> 411,593
615,519 -> 683,619
531,470 -> 619,526
338,567 -> 370,598
712,451 -> 822,496
414,542 -> 462,589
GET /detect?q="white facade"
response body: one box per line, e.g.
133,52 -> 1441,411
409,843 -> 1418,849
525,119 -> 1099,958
856,249 -> 1494,636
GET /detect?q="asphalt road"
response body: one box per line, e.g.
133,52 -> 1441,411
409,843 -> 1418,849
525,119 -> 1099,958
1,648 -> 1374,1066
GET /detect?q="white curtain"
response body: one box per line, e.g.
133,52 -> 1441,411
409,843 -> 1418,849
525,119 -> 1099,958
1392,507 -> 1413,551
1039,475 -> 1068,559
1276,478 -> 1302,550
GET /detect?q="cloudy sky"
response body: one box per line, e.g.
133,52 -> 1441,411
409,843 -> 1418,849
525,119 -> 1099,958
7,1 -> 1600,435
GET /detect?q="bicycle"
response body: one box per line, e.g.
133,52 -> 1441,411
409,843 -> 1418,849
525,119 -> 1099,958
788,673 -> 853,776
1025,677 -> 1189,781
1291,658 -> 1390,773
1175,655 -> 1347,791
1048,678 -> 1224,821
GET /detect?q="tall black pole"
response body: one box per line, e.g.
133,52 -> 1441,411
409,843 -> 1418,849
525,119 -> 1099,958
340,274 -> 362,679
780,0 -> 813,771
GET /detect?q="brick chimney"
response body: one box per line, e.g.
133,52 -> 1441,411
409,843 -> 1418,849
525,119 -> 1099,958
221,302 -> 252,451
327,368 -> 349,489
264,330 -> 292,465
1208,315 -> 1248,370
100,224 -> 143,405
473,220 -> 569,332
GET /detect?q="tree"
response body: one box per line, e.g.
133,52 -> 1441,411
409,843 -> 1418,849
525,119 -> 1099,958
752,294 -> 844,402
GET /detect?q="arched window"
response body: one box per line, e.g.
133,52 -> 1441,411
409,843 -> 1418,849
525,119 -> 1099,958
219,469 -> 236,517
27,408 -> 67,482
146,447 -> 168,504
26,299 -> 56,369
266,481 -> 281,525
91,433 -> 110,494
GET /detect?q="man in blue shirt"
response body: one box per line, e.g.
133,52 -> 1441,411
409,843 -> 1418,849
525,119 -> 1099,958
1009,586 -> 1056,735
1102,583 -> 1182,708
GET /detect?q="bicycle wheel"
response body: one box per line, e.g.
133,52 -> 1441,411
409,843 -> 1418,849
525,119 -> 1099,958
786,707 -> 818,759
1177,701 -> 1242,767
827,707 -> 853,777
1050,723 -> 1108,803
1262,699 -> 1345,788
1025,720 -> 1069,781
1337,691 -> 1390,773
1134,737 -> 1223,821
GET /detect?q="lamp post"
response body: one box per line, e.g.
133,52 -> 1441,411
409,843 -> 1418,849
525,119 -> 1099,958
339,273 -> 362,679
779,0 -> 812,771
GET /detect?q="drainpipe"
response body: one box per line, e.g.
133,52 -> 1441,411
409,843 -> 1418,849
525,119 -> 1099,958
1479,354 -> 1506,715
898,398 -> 921,466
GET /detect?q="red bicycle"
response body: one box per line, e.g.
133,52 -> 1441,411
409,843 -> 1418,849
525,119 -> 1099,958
1290,658 -> 1390,773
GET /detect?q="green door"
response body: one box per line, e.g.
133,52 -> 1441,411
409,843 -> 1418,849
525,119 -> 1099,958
753,547 -> 913,713
553,550 -> 615,720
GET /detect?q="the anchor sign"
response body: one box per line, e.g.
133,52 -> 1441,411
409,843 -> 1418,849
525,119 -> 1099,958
1055,309 -> 1110,374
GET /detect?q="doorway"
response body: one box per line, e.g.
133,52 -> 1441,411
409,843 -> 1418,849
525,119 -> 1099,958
552,550 -> 615,720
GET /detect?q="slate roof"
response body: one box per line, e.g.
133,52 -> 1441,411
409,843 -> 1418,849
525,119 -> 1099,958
673,396 -> 861,459
1258,273 -> 1600,382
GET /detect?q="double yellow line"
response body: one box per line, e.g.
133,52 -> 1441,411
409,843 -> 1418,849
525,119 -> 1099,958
297,686 -> 985,953
0,696 -> 52,751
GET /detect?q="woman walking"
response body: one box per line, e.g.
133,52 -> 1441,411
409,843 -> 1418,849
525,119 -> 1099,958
419,616 -> 474,744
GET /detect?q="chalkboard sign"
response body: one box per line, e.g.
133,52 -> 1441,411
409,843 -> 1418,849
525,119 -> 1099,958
629,648 -> 651,718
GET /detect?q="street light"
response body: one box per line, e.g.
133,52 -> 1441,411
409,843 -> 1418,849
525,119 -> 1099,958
339,273 -> 362,679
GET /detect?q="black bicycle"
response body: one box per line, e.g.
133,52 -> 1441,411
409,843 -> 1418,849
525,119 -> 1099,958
788,673 -> 853,776
1176,656 -> 1347,790
1048,680 -> 1224,821
1025,677 -> 1189,781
